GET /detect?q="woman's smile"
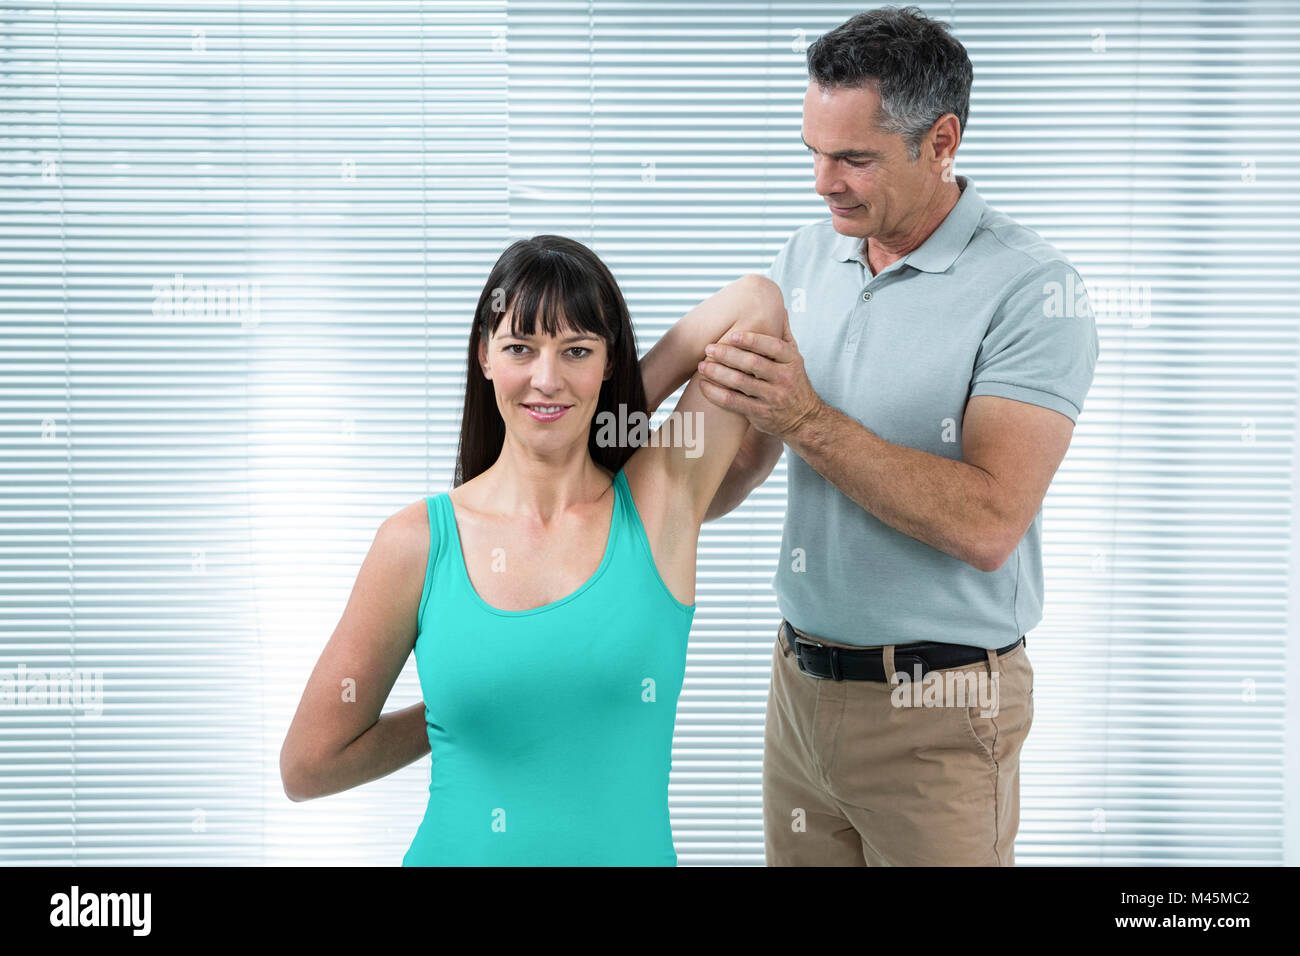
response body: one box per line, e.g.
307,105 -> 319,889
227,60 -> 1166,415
521,402 -> 572,422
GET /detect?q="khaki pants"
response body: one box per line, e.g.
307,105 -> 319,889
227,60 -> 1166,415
763,618 -> 1034,866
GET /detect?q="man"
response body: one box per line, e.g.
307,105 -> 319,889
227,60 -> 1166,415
696,7 -> 1099,865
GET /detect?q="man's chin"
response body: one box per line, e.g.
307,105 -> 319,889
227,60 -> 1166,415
830,218 -> 870,237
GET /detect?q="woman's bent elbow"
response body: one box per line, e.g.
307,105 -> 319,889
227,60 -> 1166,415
737,274 -> 787,335
280,746 -> 316,802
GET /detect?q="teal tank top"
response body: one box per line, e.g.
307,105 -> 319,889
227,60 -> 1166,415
402,465 -> 696,866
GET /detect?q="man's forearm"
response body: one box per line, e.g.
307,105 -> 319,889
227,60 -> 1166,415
704,455 -> 756,523
704,423 -> 757,522
786,402 -> 1005,571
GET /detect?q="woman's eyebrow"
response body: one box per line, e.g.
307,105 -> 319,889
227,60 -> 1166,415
501,332 -> 600,343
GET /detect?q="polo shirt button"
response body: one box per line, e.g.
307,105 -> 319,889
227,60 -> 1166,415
862,290 -> 873,301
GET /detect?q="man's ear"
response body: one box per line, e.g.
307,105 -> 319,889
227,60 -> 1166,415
927,113 -> 961,171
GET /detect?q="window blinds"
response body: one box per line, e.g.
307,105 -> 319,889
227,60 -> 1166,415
2,0 -> 1296,866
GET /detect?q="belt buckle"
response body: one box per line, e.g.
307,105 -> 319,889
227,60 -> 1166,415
791,632 -> 824,677
795,637 -> 845,681
787,622 -> 823,653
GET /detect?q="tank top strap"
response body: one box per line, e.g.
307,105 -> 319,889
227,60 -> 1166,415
612,465 -> 635,546
611,464 -> 695,614
416,493 -> 447,634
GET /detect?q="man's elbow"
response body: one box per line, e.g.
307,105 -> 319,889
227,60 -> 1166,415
974,528 -> 1018,573
703,489 -> 740,523
703,471 -> 747,523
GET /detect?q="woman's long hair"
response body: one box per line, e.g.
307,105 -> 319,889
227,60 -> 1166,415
454,235 -> 648,487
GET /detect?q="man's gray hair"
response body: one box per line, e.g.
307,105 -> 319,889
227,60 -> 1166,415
806,6 -> 973,161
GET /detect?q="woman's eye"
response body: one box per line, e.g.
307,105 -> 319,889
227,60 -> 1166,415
503,345 -> 591,357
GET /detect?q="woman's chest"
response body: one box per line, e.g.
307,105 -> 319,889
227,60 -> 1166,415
450,501 -> 614,612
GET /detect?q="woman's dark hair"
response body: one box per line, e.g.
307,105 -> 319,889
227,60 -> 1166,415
806,5 -> 972,161
454,234 -> 647,487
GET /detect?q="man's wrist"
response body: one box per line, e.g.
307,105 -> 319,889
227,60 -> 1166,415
783,396 -> 832,449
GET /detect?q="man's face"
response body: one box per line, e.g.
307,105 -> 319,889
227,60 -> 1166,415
478,305 -> 612,452
801,81 -> 943,242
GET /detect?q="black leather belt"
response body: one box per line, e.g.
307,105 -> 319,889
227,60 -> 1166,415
781,619 -> 1024,682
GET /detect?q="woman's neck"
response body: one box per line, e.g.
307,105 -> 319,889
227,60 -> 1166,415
473,445 -> 614,522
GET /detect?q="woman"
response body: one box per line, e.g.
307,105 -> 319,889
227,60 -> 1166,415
280,235 -> 787,865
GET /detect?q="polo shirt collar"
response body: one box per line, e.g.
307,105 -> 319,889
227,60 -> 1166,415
830,175 -> 987,274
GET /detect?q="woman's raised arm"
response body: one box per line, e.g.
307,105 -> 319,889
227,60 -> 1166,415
635,275 -> 787,525
641,274 -> 783,416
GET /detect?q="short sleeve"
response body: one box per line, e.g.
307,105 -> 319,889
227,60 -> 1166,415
968,260 -> 1100,423
765,236 -> 791,281
762,237 -> 791,307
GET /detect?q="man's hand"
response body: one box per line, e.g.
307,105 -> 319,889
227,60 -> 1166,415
695,312 -> 824,440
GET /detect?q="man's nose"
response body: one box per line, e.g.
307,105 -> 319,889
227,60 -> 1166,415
813,156 -> 842,199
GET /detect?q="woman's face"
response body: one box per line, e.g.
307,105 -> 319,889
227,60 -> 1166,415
478,306 -> 612,454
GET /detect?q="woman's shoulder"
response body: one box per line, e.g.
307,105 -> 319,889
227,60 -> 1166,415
380,493 -> 441,564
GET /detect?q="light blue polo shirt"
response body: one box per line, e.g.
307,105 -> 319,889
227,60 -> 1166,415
764,175 -> 1099,650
